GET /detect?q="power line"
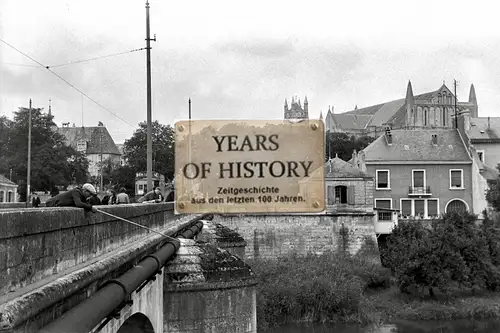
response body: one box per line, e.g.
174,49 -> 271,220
1,62 -> 42,68
0,38 -> 134,128
47,48 -> 146,69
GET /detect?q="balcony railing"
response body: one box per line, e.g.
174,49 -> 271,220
408,186 -> 432,196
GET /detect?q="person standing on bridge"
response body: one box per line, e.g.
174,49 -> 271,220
45,183 -> 98,213
138,187 -> 162,203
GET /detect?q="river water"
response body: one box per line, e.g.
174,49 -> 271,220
263,319 -> 500,333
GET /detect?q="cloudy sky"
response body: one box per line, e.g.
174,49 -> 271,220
1,0 -> 500,143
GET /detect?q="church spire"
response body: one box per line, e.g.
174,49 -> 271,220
48,98 -> 52,116
405,80 -> 414,105
319,110 -> 323,120
469,83 -> 478,117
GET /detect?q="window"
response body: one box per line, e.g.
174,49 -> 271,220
446,199 -> 467,213
401,199 -> 412,216
376,170 -> 390,189
400,198 -> 440,219
335,186 -> 347,204
375,199 -> 392,221
424,109 -> 428,126
7,191 -> 12,203
450,169 -> 463,189
76,140 -> 87,152
139,184 -> 144,190
0,191 -> 3,203
412,170 -> 425,188
414,200 -> 425,217
327,186 -> 335,205
477,150 -> 485,163
428,199 -> 438,217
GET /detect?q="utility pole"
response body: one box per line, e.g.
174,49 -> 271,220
100,131 -> 104,192
26,99 -> 32,207
188,98 -> 192,191
145,0 -> 156,192
454,79 -> 458,129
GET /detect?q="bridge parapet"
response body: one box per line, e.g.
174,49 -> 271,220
0,203 -> 190,296
0,203 -> 205,332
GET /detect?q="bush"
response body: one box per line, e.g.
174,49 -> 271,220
250,251 -> 389,330
382,211 -> 500,296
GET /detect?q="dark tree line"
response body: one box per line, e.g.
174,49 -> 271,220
0,108 -> 89,201
325,132 -> 375,162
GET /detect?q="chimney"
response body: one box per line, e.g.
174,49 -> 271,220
358,151 -> 367,172
431,134 -> 438,145
352,149 -> 358,168
385,128 -> 392,145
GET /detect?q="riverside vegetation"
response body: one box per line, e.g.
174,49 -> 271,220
250,211 -> 500,331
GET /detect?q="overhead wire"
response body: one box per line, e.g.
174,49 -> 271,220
0,38 -> 136,128
47,48 -> 146,69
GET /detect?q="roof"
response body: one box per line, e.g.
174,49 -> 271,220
324,157 -> 373,179
361,129 -> 471,162
0,174 -> 17,186
482,164 -> 498,181
467,117 -> 500,141
332,83 -> 467,130
58,126 -> 121,155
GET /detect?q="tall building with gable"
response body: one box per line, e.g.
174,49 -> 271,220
58,122 -> 121,177
284,95 -> 309,120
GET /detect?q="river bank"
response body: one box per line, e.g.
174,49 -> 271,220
249,252 -> 500,331
367,287 -> 500,322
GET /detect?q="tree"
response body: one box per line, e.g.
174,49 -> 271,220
96,157 -> 122,187
1,107 -> 89,200
109,165 -> 136,195
486,164 -> 500,211
325,132 -> 375,161
383,211 -> 500,296
123,121 -> 175,180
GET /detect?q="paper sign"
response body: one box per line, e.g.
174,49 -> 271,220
174,120 -> 325,214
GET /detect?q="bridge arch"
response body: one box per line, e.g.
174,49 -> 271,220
117,312 -> 155,333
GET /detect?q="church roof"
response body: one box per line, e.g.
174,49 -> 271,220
331,83 -> 469,130
58,126 -> 121,155
324,156 -> 373,179
361,129 -> 471,162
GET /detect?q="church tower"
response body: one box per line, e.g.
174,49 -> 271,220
469,84 -> 478,117
284,95 -> 309,120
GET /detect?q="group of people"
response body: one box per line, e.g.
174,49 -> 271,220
87,187 -> 130,206
43,183 -> 175,213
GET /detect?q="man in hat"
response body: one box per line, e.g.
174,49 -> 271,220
45,183 -> 98,212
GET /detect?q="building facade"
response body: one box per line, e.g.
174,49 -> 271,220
58,123 -> 121,177
284,95 -> 309,120
325,81 -> 478,137
356,129 -> 474,220
0,174 -> 18,203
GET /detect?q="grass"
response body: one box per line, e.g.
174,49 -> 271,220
250,251 -> 500,331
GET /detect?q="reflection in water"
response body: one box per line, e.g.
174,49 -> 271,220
263,319 -> 500,333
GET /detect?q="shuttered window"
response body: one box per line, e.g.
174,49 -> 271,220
347,185 -> 355,205
377,170 -> 389,188
375,199 -> 391,209
415,200 -> 425,216
327,186 -> 335,205
401,200 -> 412,216
428,200 -> 438,217
450,170 -> 463,188
413,170 -> 424,188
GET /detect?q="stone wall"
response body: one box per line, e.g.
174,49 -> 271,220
212,213 -> 379,261
0,203 -> 198,297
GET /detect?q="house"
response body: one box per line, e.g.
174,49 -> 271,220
355,128 -> 474,221
324,81 -> 478,137
58,123 -> 121,178
456,109 -> 499,216
0,174 -> 18,203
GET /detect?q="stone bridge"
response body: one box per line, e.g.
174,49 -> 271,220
0,204 -> 257,333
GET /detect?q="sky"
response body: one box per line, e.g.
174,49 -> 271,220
1,0 -> 500,144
